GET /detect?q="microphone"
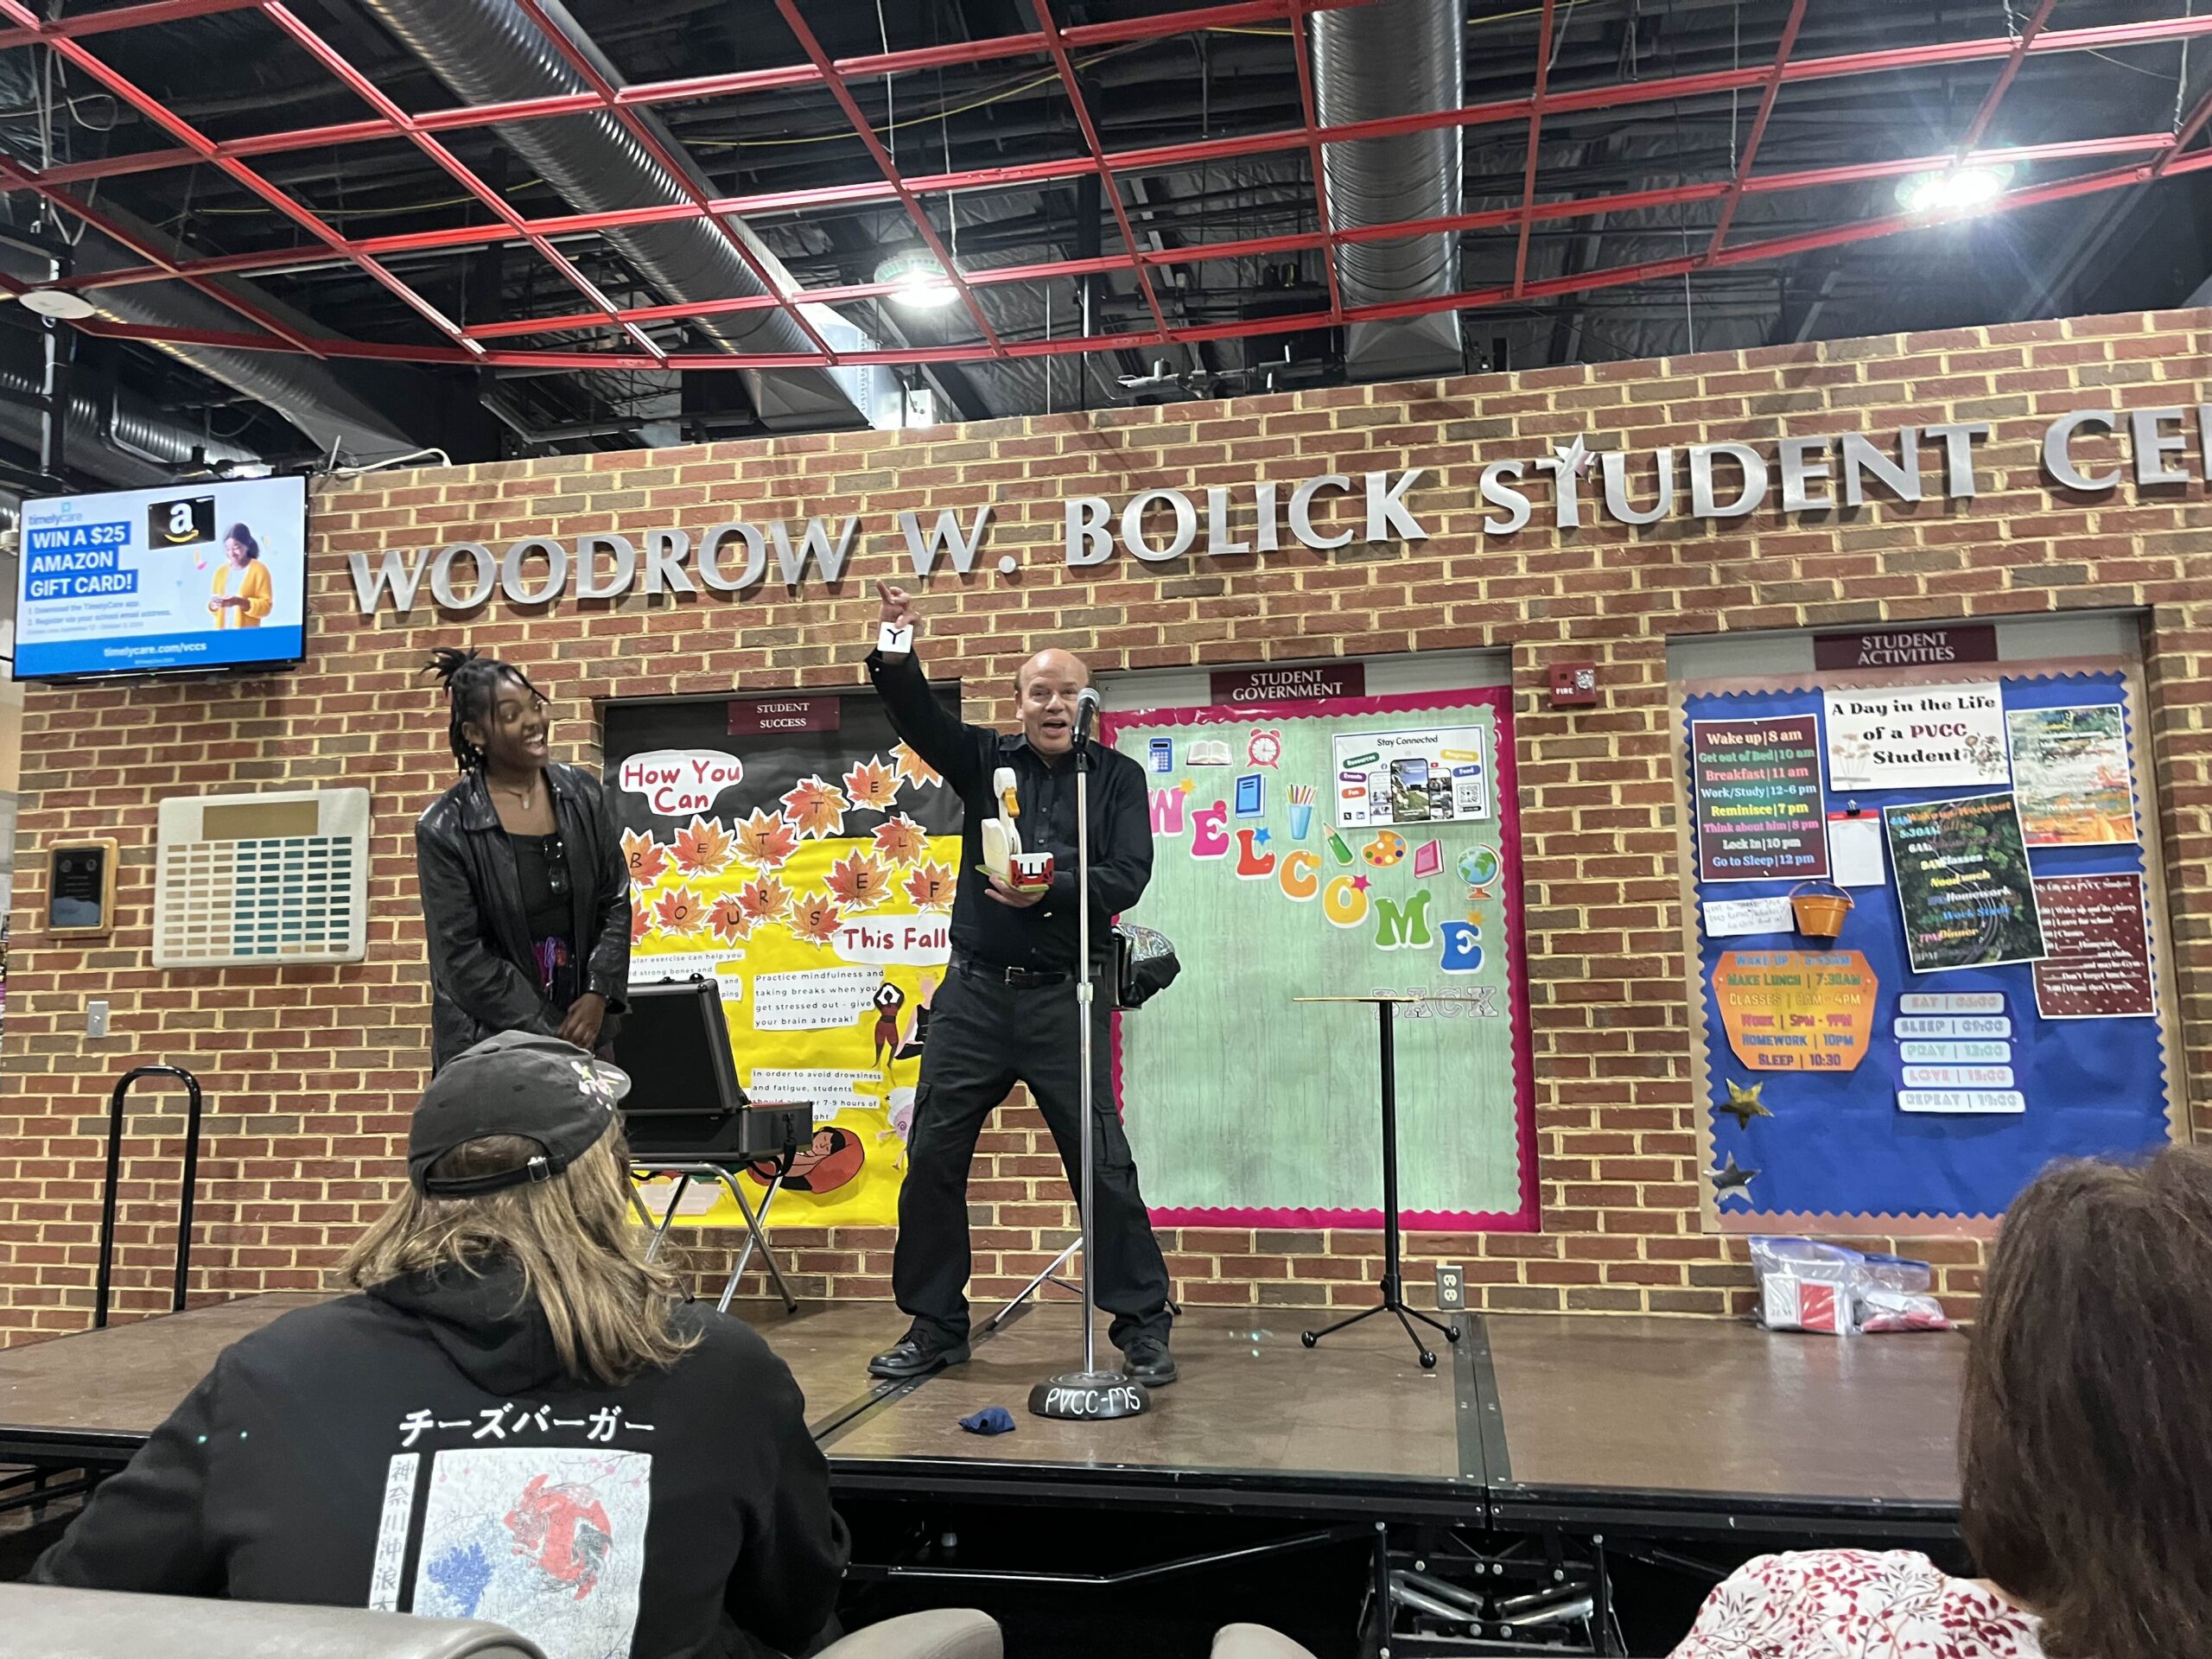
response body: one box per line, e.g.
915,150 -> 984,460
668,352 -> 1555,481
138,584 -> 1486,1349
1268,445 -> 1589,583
1071,685 -> 1102,748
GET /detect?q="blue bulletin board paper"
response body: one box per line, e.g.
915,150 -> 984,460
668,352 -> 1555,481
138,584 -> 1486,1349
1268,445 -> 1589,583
1683,666 -> 2174,1234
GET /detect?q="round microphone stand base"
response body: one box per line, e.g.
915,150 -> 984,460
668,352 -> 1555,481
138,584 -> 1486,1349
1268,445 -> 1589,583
1027,708 -> 1149,1427
1028,1370 -> 1150,1421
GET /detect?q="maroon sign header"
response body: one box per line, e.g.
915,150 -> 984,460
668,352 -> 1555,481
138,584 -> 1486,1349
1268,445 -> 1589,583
1211,663 -> 1365,706
1812,624 -> 1998,671
728,696 -> 842,736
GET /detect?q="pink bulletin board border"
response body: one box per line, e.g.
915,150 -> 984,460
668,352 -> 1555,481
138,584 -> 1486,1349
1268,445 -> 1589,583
1102,687 -> 1540,1233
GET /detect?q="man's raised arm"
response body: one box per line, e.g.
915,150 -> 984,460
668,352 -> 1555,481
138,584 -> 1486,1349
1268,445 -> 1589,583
865,580 -> 984,797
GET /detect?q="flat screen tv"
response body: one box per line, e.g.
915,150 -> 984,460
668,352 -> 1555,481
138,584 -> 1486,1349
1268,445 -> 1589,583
13,475 -> 309,681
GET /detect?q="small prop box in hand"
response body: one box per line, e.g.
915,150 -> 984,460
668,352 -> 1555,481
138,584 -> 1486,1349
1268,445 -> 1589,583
981,766 -> 1054,894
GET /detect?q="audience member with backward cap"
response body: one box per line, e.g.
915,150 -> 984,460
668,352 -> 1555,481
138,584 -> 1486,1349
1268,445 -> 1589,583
32,1031 -> 850,1659
1670,1143 -> 2212,1659
416,646 -> 632,1071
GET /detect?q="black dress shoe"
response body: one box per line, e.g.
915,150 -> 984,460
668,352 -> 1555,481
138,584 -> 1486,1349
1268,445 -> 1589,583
867,1330 -> 971,1379
1122,1334 -> 1177,1386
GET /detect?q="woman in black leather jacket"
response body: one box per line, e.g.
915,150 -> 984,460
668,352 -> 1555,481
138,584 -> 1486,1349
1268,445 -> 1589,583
416,647 -> 632,1071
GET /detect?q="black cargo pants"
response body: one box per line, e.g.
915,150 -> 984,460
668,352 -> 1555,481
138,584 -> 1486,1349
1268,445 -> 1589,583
893,959 -> 1172,1349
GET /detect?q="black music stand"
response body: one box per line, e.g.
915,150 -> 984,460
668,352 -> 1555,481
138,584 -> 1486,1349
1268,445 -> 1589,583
612,979 -> 809,1315
1294,994 -> 1464,1370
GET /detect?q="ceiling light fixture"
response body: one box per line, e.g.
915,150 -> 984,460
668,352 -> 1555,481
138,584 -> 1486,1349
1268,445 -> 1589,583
16,288 -> 98,321
874,248 -> 959,311
1894,163 -> 2015,217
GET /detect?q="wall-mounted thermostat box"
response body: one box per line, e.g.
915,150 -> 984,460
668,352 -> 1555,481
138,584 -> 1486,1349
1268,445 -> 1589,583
47,839 -> 119,937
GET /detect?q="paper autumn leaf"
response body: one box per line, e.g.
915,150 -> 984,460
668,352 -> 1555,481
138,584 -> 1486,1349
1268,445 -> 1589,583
824,851 -> 893,911
631,906 -> 652,945
652,887 -> 705,938
873,815 -> 929,867
735,874 -> 791,925
780,776 -> 849,839
672,816 -> 735,876
621,829 -> 669,887
790,890 -> 843,944
708,893 -> 753,944
843,755 -> 899,812
903,861 -> 956,910
893,742 -> 942,789
734,807 -> 799,869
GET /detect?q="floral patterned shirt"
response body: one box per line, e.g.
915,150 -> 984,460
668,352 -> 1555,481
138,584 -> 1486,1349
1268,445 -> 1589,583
1672,1550 -> 2044,1659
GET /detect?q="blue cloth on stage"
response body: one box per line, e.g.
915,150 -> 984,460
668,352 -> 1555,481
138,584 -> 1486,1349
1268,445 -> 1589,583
959,1407 -> 1016,1436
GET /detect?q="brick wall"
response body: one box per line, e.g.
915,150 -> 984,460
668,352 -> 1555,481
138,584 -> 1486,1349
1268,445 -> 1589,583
5,309 -> 2208,1341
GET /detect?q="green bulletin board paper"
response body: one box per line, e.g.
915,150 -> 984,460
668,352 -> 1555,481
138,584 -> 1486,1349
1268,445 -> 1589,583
1107,691 -> 1536,1230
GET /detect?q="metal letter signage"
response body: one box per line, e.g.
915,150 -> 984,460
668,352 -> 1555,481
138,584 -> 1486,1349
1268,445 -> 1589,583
346,410 -> 2212,617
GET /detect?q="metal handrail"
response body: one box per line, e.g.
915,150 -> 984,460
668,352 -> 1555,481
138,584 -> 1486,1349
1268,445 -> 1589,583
92,1065 -> 205,1330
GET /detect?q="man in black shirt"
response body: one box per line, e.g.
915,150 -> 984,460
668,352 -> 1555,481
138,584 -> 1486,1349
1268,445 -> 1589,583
863,581 -> 1175,1385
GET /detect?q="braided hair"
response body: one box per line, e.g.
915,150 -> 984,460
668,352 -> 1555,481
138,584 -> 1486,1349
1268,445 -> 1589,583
425,646 -> 550,773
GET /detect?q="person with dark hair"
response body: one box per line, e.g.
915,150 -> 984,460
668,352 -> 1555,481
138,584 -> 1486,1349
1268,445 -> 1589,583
416,647 -> 632,1072
1672,1143 -> 2212,1659
31,1033 -> 849,1659
206,522 -> 271,629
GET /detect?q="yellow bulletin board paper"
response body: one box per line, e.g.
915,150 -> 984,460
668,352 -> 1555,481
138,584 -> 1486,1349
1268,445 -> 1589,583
607,691 -> 961,1227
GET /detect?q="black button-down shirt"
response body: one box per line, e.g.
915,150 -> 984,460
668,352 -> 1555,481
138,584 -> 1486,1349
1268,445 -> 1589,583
866,648 -> 1154,972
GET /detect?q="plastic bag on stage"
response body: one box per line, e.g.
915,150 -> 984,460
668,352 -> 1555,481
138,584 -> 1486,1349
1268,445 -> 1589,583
1750,1236 -> 1860,1336
1855,1286 -> 1953,1334
1111,925 -> 1180,1010
1750,1236 -> 1951,1337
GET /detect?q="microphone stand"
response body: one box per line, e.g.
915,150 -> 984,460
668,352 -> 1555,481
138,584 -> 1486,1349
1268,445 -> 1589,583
1028,702 -> 1148,1421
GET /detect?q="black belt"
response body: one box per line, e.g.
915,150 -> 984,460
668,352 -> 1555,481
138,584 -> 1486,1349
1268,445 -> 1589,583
956,957 -> 1070,988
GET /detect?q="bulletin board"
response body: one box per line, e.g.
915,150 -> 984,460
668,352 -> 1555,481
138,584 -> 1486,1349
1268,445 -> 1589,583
1676,659 -> 2178,1236
604,690 -> 963,1228
1105,690 -> 1537,1230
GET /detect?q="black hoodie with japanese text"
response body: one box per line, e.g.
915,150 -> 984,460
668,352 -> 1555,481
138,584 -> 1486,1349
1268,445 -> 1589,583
32,1263 -> 848,1659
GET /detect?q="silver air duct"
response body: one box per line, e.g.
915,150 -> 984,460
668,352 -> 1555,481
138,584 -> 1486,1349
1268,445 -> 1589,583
1,207 -> 431,467
357,0 -> 868,430
1312,0 -> 1465,380
0,358 -> 258,488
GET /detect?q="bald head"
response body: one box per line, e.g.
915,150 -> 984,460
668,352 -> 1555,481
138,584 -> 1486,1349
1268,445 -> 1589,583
1016,648 -> 1090,756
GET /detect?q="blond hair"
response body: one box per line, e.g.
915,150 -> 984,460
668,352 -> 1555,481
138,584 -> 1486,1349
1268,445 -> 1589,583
340,1123 -> 697,1386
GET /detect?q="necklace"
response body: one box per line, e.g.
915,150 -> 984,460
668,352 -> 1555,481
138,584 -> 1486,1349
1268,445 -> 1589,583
490,776 -> 540,812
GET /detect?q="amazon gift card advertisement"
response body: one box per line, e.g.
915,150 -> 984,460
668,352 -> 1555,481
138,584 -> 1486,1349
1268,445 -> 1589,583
14,475 -> 308,679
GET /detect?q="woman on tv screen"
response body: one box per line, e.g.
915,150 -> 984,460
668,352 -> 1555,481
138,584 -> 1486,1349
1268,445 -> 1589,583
207,523 -> 272,629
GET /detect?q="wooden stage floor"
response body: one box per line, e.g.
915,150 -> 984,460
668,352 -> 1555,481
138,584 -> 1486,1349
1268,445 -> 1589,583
0,1294 -> 1965,1538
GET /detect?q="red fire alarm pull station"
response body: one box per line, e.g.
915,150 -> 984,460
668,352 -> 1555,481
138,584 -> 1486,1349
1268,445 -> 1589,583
1548,662 -> 1599,708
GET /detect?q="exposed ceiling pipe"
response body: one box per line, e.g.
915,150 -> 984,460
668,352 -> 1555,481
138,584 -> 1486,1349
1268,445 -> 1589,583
355,0 -> 870,431
0,355 -> 259,489
1310,0 -> 1466,380
0,207 -> 433,467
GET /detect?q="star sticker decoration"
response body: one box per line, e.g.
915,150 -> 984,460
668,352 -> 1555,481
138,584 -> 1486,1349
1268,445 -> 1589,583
1351,874 -> 1371,892
1253,827 -> 1272,847
1710,1154 -> 1759,1203
1717,1077 -> 1772,1131
1177,778 -> 1195,795
1553,434 -> 1594,477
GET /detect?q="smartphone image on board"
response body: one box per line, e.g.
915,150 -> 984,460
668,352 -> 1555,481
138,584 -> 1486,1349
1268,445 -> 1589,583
1389,758 -> 1430,823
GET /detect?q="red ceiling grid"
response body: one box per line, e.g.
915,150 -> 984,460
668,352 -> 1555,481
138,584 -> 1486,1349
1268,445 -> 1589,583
0,0 -> 2205,373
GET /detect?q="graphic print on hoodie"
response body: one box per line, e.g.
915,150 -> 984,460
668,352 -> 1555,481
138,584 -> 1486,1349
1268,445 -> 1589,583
32,1259 -> 849,1659
402,1446 -> 649,1655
